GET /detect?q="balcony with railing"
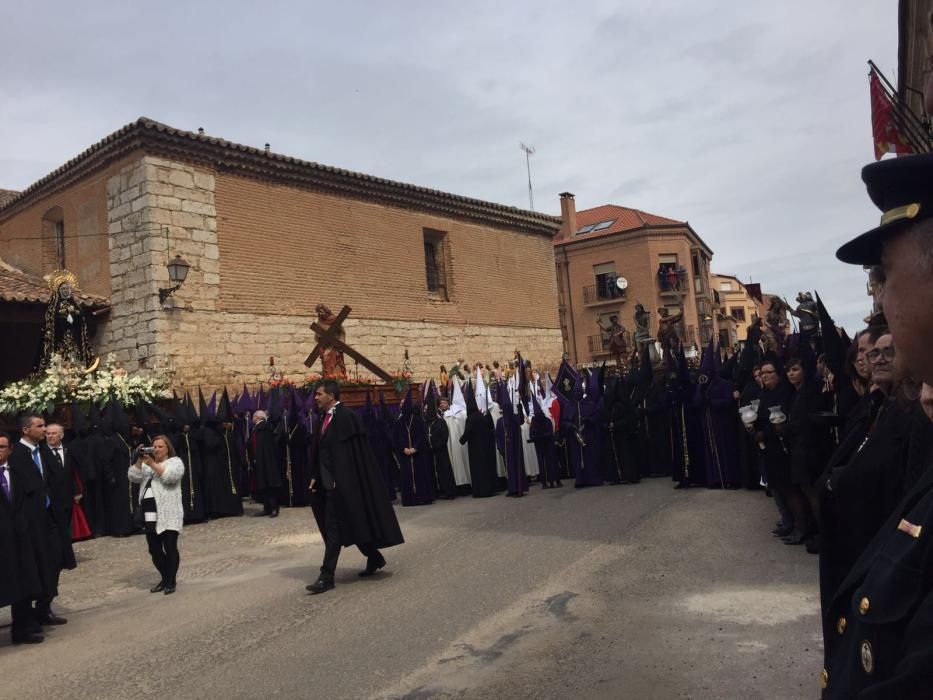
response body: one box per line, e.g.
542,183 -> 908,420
587,331 -> 634,357
583,284 -> 626,305
657,266 -> 689,297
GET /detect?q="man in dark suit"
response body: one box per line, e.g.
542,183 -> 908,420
45,423 -> 77,559
9,414 -> 70,629
306,380 -> 404,594
1,432 -> 49,644
820,153 -> 933,698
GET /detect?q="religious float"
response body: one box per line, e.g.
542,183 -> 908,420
0,270 -> 170,426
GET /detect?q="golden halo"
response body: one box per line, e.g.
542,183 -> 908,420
47,269 -> 79,292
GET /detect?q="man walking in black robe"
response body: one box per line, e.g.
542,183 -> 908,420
306,380 -> 404,594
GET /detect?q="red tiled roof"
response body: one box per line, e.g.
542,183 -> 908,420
555,204 -> 684,244
0,118 -> 561,236
0,259 -> 109,307
0,189 -> 19,207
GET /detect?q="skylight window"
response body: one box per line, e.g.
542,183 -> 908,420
576,224 -> 596,234
593,219 -> 615,231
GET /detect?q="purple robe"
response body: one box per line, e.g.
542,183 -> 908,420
693,378 -> 742,488
391,412 -> 435,506
495,408 -> 528,496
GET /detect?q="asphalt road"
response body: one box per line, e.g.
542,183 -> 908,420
0,479 -> 822,699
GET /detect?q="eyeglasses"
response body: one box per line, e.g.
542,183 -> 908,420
866,347 -> 895,363
759,369 -> 777,375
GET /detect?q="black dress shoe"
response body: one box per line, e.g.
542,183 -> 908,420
773,526 -> 794,537
359,554 -> 387,577
782,532 -> 807,545
306,577 -> 335,594
150,582 -> 166,593
11,631 -> 44,645
163,585 -> 176,595
38,614 -> 67,626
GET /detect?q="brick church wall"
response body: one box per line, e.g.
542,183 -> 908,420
101,156 -> 562,389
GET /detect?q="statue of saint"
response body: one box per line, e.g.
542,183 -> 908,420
791,291 -> 819,333
633,303 -> 651,346
762,296 -> 789,351
657,305 -> 684,355
39,270 -> 96,370
595,314 -> 628,367
314,304 -> 348,379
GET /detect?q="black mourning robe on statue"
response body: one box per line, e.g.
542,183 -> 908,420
309,403 -> 404,549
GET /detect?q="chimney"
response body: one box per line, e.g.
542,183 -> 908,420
559,192 -> 577,236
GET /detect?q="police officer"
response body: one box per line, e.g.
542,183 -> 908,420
821,153 -> 933,698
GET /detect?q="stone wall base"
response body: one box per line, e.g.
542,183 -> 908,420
147,312 -> 563,391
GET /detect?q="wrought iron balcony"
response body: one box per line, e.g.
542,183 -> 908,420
587,334 -> 610,354
583,284 -> 626,305
657,271 -> 688,296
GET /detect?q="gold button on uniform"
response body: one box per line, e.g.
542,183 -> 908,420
819,669 -> 829,689
859,597 -> 870,615
836,616 -> 847,634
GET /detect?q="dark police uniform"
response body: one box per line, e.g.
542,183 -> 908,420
822,152 -> 933,698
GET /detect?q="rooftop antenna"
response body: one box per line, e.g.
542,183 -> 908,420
520,142 -> 535,211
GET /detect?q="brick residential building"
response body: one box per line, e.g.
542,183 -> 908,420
554,193 -> 716,365
710,273 -> 760,351
0,118 -> 564,388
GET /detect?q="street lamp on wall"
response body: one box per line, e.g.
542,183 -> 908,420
158,254 -> 191,307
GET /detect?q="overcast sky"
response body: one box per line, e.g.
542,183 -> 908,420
0,1 -> 898,331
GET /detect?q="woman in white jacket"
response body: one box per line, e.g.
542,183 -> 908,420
128,435 -> 185,594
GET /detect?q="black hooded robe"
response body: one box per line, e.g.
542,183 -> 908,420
459,408 -> 498,498
201,424 -> 244,518
426,417 -> 458,499
174,430 -> 208,524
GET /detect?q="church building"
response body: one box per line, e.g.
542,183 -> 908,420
0,118 -> 564,387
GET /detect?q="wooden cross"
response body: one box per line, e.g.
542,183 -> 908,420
304,305 -> 395,383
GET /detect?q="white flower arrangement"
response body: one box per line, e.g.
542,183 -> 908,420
0,353 -> 170,417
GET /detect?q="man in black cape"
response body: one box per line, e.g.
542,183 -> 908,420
306,380 -> 404,594
459,381 -> 498,497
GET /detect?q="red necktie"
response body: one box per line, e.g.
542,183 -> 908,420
322,412 -> 332,433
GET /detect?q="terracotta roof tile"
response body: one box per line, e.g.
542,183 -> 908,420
0,259 -> 109,307
0,118 -> 561,236
555,204 -> 684,244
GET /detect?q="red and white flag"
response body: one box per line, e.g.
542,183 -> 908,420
870,69 -> 913,160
